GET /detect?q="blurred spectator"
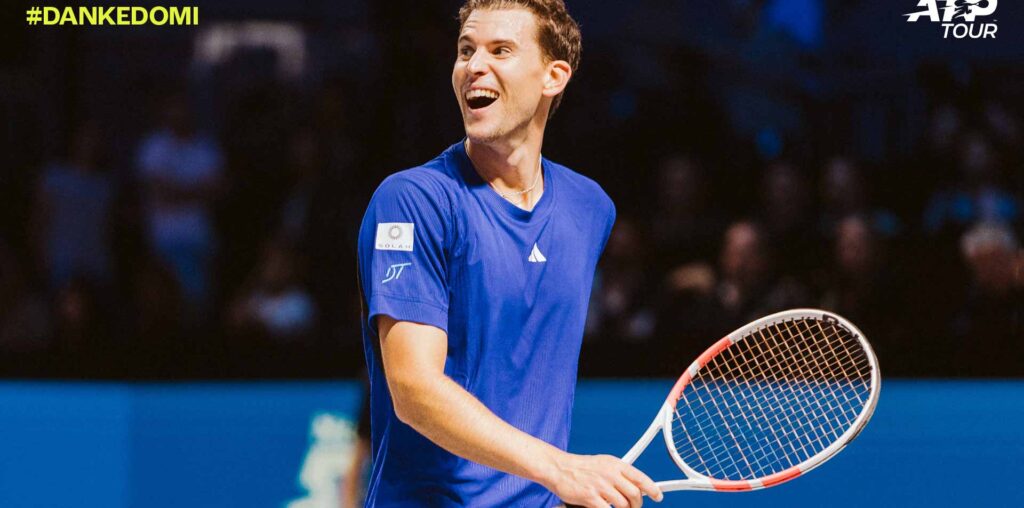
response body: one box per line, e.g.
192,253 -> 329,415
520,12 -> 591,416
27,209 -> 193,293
981,101 -> 1023,155
952,222 -> 1023,376
654,221 -> 810,370
31,121 -> 116,290
227,239 -> 317,345
713,220 -> 810,323
648,260 -> 718,373
926,103 -> 963,160
52,276 -> 108,355
649,155 -> 726,269
819,156 -> 901,239
275,125 -> 361,351
586,218 -> 656,344
1017,249 -> 1024,289
129,256 -> 186,372
136,92 -> 224,316
218,58 -> 293,297
313,79 -> 359,178
279,128 -> 326,244
712,0 -> 815,149
924,131 -> 1021,236
894,102 -> 965,219
0,242 -> 51,354
761,161 -> 820,280
820,215 -> 906,367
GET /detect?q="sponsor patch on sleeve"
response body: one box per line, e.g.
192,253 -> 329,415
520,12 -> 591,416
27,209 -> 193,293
375,223 -> 415,251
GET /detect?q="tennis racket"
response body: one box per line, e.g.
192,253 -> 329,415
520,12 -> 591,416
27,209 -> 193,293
572,309 -> 880,503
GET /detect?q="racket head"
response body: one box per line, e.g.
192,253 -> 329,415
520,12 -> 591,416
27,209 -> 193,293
661,309 -> 880,491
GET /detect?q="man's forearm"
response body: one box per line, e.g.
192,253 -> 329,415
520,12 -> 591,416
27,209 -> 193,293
376,317 -> 660,506
390,371 -> 565,487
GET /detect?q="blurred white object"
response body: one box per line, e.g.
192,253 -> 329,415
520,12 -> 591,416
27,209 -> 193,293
286,412 -> 357,508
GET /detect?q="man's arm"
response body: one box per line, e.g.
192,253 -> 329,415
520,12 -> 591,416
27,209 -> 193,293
378,315 -> 663,508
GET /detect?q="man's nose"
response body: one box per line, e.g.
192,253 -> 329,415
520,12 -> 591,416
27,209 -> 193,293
466,50 -> 488,75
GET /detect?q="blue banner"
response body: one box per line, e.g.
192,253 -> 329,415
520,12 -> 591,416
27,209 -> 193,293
1,381 -> 1021,507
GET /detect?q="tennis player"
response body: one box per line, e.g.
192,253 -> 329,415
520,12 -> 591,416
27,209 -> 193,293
356,1 -> 663,506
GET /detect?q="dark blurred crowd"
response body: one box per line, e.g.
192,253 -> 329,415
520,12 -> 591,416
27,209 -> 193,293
0,85 -> 367,378
1,1 -> 1022,378
582,129 -> 1024,377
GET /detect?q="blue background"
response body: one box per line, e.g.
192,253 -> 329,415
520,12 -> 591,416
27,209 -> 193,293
1,380 -> 1022,507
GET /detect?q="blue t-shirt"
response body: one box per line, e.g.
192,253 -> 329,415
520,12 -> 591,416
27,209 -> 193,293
357,141 -> 615,507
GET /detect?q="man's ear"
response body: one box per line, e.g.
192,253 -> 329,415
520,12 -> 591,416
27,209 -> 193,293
542,60 -> 572,98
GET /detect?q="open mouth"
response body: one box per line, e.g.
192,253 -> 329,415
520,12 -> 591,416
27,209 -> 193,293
466,89 -> 499,110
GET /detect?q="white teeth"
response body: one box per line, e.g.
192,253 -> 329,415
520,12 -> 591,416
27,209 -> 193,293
466,89 -> 498,100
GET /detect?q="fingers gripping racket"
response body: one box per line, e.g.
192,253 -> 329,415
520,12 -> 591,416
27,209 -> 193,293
620,309 -> 880,494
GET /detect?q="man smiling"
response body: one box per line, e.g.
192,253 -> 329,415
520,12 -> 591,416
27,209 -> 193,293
356,1 -> 663,506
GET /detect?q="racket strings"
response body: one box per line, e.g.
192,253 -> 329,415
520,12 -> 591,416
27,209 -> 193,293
672,317 -> 872,481
728,320 -> 867,472
755,321 -> 866,462
676,328 -> 852,466
674,334 -> 864,479
688,319 -> 872,477
755,321 -> 863,451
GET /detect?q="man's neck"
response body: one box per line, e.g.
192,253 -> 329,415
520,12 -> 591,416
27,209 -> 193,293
466,136 -> 542,186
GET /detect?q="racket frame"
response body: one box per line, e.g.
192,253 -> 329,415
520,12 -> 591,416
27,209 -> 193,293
622,308 -> 881,492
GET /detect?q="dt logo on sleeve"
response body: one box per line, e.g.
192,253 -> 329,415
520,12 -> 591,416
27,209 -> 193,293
382,263 -> 412,284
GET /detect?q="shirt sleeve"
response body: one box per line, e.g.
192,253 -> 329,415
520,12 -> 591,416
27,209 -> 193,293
357,173 -> 451,335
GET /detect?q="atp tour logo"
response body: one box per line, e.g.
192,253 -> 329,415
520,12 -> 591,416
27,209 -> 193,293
904,0 -> 998,39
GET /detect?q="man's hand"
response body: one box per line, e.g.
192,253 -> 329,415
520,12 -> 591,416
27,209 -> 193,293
544,452 -> 663,508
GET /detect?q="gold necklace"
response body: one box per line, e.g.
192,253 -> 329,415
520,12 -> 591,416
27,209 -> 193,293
490,161 -> 542,201
465,140 -> 543,201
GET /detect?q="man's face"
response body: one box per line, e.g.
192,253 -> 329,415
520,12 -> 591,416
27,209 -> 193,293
453,9 -> 551,143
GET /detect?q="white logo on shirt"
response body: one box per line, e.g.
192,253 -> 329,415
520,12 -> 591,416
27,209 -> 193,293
382,263 -> 412,284
528,243 -> 547,263
375,223 -> 415,251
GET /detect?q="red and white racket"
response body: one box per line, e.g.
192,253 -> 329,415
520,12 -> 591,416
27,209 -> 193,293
609,309 -> 880,496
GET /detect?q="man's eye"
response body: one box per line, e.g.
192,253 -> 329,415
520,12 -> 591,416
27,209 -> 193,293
459,47 -> 474,58
495,47 -> 511,56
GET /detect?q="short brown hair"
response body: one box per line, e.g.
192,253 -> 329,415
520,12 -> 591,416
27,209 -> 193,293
458,0 -> 582,118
